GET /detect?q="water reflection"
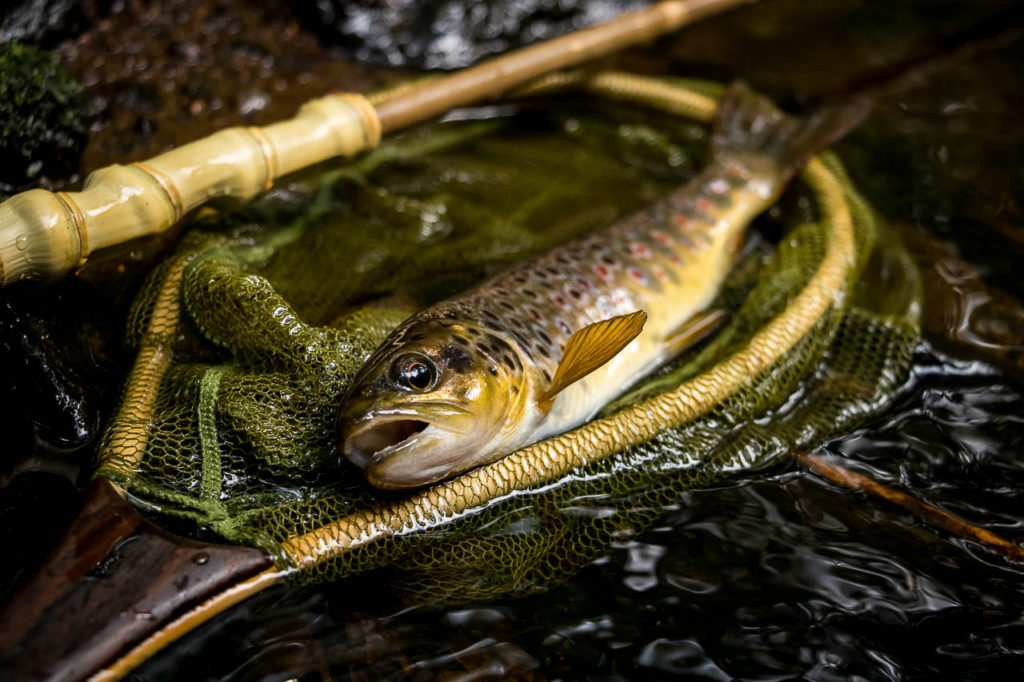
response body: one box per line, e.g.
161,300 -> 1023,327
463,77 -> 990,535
131,342 -> 1024,681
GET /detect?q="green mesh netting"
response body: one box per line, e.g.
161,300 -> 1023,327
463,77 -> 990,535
96,77 -> 921,600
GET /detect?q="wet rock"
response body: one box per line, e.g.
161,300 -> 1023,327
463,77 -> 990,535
0,42 -> 90,194
0,472 -> 84,600
295,0 -> 648,70
169,40 -> 204,66
0,0 -> 90,48
0,286 -> 108,453
51,0 -> 379,174
110,80 -> 163,114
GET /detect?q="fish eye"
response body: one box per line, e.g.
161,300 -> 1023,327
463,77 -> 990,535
394,355 -> 437,392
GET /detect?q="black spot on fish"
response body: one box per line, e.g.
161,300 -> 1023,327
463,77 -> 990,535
442,343 -> 473,372
502,355 -> 516,371
453,335 -> 469,346
536,330 -> 551,346
555,255 -> 569,265
489,365 -> 498,375
542,369 -> 551,382
601,255 -> 615,266
486,334 -> 513,354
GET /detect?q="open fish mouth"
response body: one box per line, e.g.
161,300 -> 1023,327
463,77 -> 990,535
343,419 -> 430,468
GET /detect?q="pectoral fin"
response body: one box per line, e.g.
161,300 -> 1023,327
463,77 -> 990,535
664,308 -> 727,359
537,310 -> 647,413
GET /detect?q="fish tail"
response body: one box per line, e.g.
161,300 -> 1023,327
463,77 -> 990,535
710,82 -> 868,183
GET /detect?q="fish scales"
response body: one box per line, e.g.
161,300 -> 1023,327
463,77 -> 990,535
435,161 -> 751,408
337,83 -> 859,489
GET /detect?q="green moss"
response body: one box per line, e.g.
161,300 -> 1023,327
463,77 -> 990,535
0,42 -> 89,191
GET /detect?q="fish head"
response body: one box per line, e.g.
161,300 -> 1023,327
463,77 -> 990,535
337,313 -> 532,489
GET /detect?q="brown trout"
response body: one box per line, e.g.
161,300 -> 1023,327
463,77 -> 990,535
337,83 -> 862,489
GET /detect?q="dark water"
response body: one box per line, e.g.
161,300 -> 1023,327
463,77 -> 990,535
132,343 -> 1024,681
3,0 -> 1024,680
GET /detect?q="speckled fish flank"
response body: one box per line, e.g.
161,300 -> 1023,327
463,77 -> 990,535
337,83 -> 865,489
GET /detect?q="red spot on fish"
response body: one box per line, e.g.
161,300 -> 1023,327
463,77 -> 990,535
615,293 -> 628,305
671,215 -> 688,228
577,278 -> 590,290
669,253 -> 682,263
698,198 -> 712,211
630,243 -> 652,258
529,307 -> 540,320
652,230 -> 673,246
552,295 -> 566,307
595,265 -> 610,279
628,268 -> 646,283
653,265 -> 667,281
728,162 -> 743,177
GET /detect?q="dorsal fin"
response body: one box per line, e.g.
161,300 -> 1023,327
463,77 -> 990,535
537,310 -> 647,413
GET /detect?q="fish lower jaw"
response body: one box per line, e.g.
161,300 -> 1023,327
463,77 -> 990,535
366,460 -> 456,491
343,418 -> 430,469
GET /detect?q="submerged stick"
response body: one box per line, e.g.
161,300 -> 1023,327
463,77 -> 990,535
0,0 -> 753,286
798,453 -> 1024,563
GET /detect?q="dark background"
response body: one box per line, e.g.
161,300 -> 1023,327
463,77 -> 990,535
1,1 -> 1023,679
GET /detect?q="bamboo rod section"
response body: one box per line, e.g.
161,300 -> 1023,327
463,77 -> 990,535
0,94 -> 380,285
373,0 -> 752,132
0,0 -> 753,286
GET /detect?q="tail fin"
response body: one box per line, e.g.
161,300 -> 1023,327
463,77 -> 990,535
710,82 -> 869,182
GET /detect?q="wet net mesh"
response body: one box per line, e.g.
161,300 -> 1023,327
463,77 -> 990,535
96,77 -> 920,600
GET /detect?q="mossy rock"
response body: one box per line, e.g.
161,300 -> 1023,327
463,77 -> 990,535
0,42 -> 90,193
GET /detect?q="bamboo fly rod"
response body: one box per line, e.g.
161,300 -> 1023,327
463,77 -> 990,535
0,0 -> 753,287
